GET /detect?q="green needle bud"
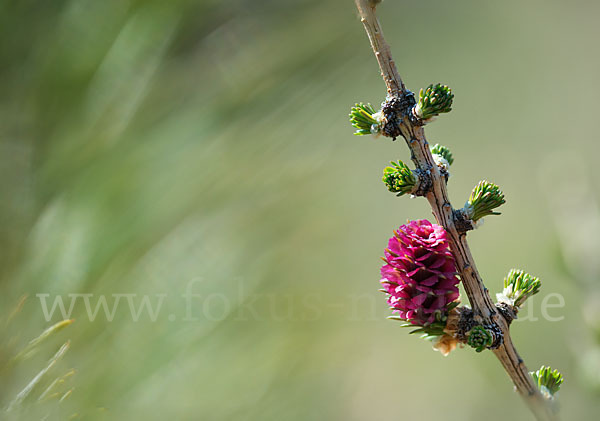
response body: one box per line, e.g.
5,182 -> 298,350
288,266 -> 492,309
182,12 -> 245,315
430,144 -> 454,166
414,83 -> 454,121
349,103 -> 382,136
464,180 -> 505,222
382,160 -> 416,196
530,366 -> 563,398
497,269 -> 541,308
467,326 -> 493,352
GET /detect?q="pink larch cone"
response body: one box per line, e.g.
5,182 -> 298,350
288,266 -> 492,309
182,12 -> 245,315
380,219 -> 460,326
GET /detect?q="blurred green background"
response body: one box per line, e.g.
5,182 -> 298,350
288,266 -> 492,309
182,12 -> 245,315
1,0 -> 600,419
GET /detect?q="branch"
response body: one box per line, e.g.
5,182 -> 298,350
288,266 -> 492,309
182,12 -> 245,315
355,0 -> 405,96
353,1 -> 558,419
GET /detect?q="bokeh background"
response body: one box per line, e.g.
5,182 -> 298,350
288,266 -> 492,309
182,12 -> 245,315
1,0 -> 600,419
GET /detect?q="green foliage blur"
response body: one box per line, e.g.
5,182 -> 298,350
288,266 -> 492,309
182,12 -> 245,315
1,0 -> 600,419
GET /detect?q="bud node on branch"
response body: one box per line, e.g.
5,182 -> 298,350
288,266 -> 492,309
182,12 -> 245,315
496,302 -> 518,325
453,208 -> 476,234
380,94 -> 415,140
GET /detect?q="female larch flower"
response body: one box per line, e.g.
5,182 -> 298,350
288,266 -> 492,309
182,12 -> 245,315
380,219 -> 460,327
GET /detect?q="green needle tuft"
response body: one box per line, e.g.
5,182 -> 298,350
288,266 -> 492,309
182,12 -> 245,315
464,180 -> 505,222
349,103 -> 381,135
499,269 -> 541,308
530,366 -> 564,398
430,143 -> 454,166
467,326 -> 493,352
382,160 -> 416,196
414,83 -> 454,120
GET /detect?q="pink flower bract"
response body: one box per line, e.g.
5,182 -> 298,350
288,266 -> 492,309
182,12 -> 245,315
381,219 -> 460,326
